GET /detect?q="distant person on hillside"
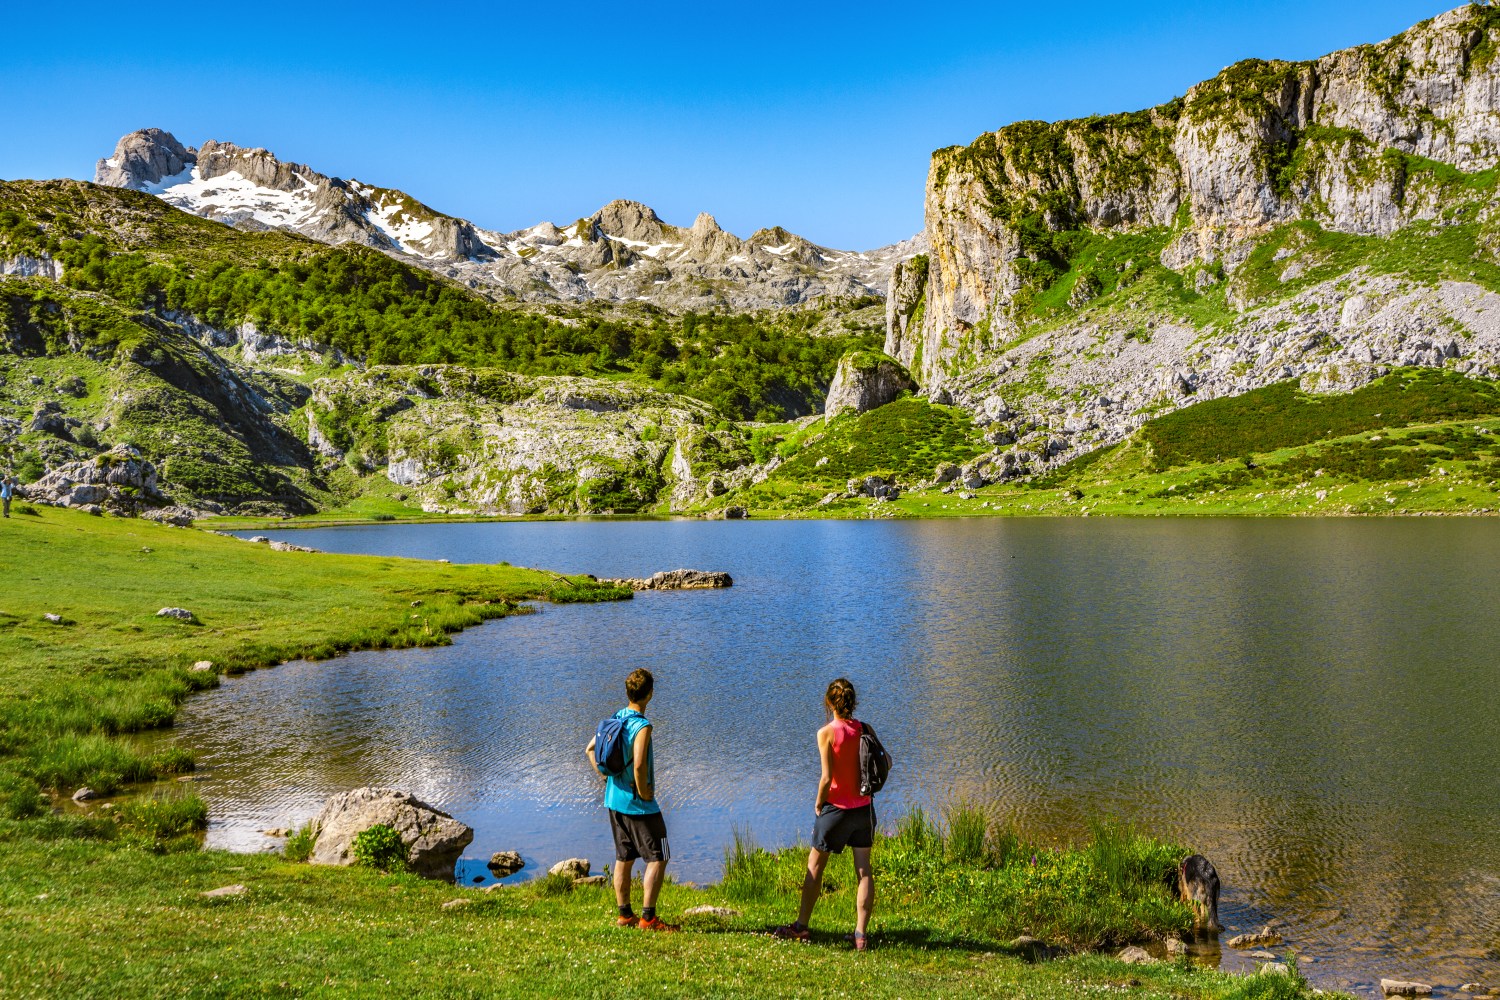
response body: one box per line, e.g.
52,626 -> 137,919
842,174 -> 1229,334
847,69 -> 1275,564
773,677 -> 889,950
1,475 -> 15,518
586,667 -> 677,932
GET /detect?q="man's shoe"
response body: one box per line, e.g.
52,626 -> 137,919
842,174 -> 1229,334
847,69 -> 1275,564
638,916 -> 679,932
616,915 -> 640,928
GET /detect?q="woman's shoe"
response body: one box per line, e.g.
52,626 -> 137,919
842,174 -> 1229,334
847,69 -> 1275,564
772,922 -> 811,942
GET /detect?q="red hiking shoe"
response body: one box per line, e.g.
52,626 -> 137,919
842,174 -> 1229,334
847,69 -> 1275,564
638,916 -> 679,932
616,915 -> 640,928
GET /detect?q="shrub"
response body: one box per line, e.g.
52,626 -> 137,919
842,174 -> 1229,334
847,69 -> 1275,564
283,822 -> 318,862
351,823 -> 409,872
529,872 -> 576,897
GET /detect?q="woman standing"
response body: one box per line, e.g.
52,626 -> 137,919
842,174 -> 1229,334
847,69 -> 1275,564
773,678 -> 884,950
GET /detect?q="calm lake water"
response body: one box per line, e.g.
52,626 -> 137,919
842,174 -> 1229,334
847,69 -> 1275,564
169,518 -> 1500,997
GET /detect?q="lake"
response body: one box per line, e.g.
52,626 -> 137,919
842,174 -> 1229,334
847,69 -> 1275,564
168,518 -> 1500,997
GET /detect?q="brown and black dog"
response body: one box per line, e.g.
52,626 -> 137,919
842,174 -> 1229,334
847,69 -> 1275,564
1178,855 -> 1223,934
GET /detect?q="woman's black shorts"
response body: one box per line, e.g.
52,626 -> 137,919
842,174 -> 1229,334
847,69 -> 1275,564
811,802 -> 876,853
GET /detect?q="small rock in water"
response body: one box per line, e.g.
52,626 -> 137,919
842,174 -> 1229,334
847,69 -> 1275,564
682,905 -> 741,918
201,884 -> 246,898
156,607 -> 195,621
71,787 -> 98,803
549,858 -> 590,879
1165,937 -> 1187,956
248,536 -> 270,544
1247,950 -> 1279,960
1117,946 -> 1155,964
1226,926 -> 1283,948
1458,986 -> 1483,994
1381,981 -> 1434,997
487,851 -> 524,877
261,828 -> 289,838
471,876 -> 484,884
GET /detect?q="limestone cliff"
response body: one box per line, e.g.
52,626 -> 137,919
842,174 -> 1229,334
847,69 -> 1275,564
895,5 -> 1500,387
893,4 -> 1500,487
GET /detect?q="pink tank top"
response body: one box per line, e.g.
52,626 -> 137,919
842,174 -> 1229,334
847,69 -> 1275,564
827,719 -> 872,810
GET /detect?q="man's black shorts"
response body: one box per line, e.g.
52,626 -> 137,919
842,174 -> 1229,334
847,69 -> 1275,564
811,802 -> 876,853
609,809 -> 670,863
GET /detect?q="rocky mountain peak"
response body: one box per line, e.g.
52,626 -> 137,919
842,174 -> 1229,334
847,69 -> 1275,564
94,128 -> 196,190
592,199 -> 675,244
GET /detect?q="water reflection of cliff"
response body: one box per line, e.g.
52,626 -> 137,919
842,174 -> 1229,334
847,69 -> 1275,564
174,518 -> 1500,992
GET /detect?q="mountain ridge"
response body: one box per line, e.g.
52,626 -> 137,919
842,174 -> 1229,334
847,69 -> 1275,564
95,129 -> 924,312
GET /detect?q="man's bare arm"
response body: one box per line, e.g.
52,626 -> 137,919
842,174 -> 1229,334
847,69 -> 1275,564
633,725 -> 654,801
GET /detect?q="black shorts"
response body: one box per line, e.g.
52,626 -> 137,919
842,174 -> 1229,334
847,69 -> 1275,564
609,809 -> 670,863
811,802 -> 876,854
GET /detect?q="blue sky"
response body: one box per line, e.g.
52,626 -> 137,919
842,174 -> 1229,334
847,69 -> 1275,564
0,1 -> 1459,248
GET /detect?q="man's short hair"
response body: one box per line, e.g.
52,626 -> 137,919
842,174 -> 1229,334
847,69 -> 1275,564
625,668 -> 654,703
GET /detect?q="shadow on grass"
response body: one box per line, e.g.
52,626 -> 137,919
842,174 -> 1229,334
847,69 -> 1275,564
730,923 -> 999,954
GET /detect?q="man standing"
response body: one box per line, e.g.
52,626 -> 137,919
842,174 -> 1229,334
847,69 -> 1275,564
586,668 -> 677,932
1,475 -> 14,518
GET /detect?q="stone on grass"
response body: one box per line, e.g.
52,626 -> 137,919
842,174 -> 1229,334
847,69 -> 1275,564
191,660 -> 214,672
156,607 -> 196,621
549,858 -> 590,879
201,884 -> 246,898
487,850 -> 524,877
441,898 -> 474,911
1381,981 -> 1434,997
43,613 -> 63,623
574,875 -> 609,887
1117,946 -> 1155,964
682,905 -> 741,918
308,787 -> 473,881
1259,963 -> 1291,976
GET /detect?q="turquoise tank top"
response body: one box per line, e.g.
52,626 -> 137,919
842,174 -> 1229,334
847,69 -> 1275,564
604,708 -> 659,816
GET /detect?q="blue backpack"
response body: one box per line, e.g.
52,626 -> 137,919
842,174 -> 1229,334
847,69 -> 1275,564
594,716 -> 630,778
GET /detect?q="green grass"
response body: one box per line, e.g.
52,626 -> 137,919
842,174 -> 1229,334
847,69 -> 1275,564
725,808 -> 1192,951
711,397 -> 988,514
0,820 -> 1336,999
0,505 -> 627,803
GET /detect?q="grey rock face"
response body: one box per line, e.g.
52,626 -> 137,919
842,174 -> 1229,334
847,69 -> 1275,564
824,351 -> 916,419
308,787 -> 473,881
305,365 -> 729,515
94,128 -> 196,190
908,6 -> 1500,387
28,444 -> 162,510
942,273 -> 1500,483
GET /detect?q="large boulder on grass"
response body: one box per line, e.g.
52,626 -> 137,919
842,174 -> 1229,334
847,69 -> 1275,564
308,787 -> 472,881
823,350 -> 915,419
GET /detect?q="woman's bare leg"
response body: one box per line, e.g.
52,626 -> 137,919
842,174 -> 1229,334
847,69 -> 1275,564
796,848 -> 830,926
852,847 -> 874,935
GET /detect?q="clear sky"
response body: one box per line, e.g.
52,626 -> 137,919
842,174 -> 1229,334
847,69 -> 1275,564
0,1 -> 1460,249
